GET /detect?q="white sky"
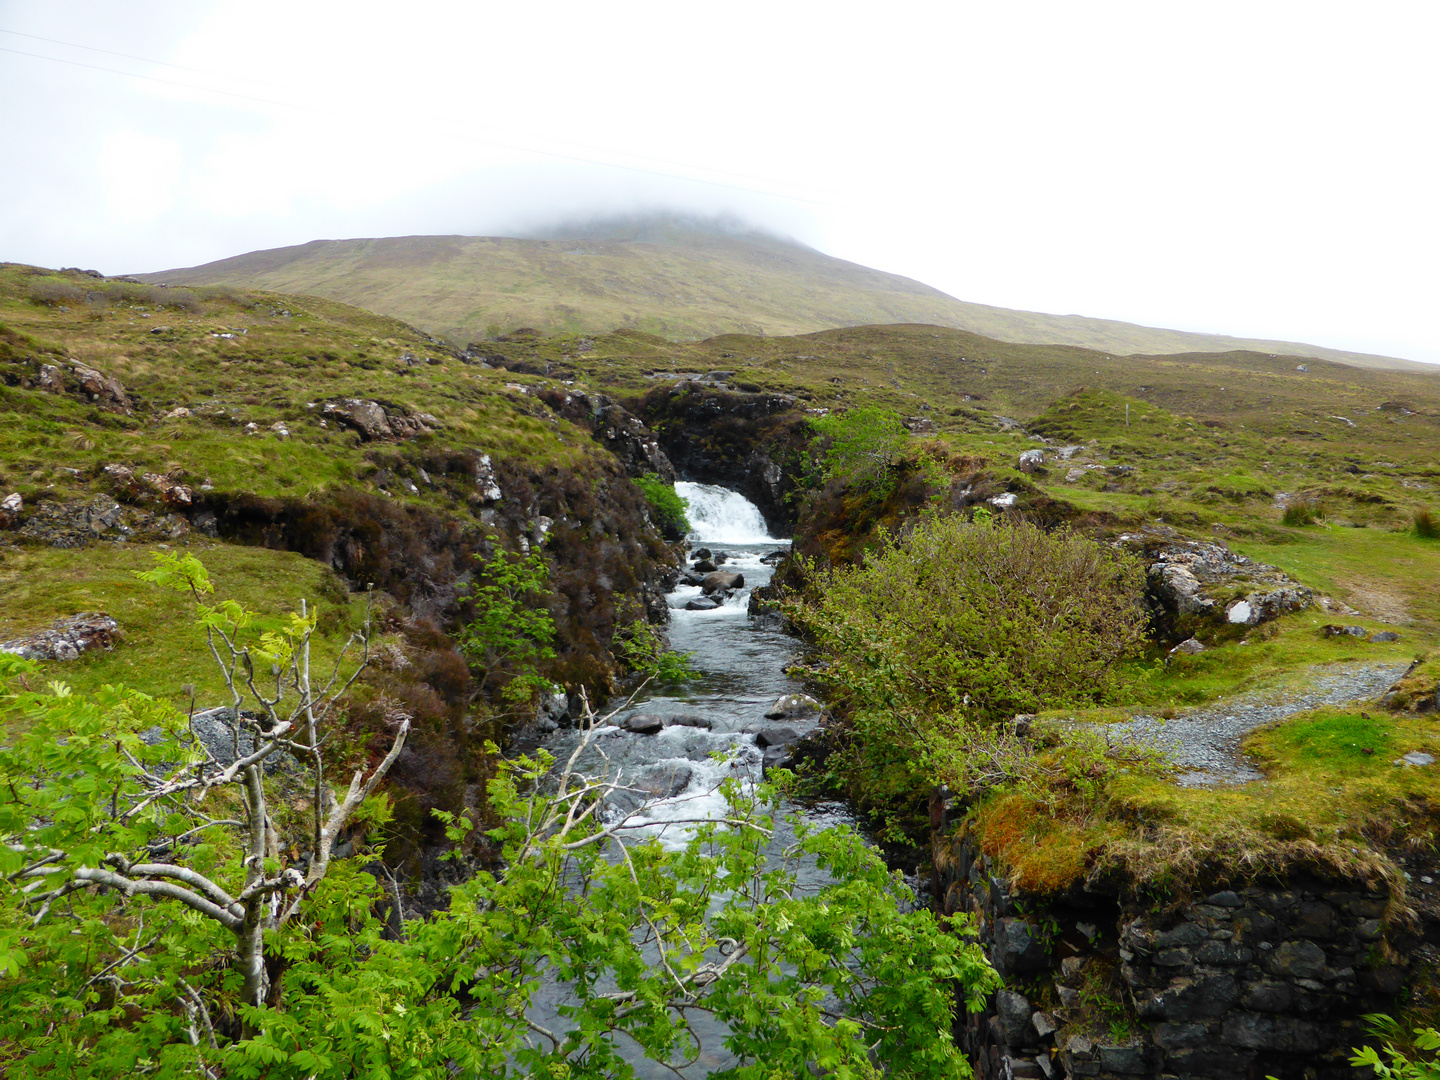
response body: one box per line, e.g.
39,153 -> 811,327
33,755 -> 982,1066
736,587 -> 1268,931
1,1 -> 1437,363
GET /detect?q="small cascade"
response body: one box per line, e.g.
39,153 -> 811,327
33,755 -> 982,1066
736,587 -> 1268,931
675,481 -> 780,544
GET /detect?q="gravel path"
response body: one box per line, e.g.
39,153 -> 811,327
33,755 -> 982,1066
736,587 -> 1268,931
1109,662 -> 1413,787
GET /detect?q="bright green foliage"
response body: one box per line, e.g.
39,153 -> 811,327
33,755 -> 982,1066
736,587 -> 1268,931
809,407 -> 908,493
456,539 -> 558,701
0,643 -> 1000,1078
1352,1017 -> 1440,1077
783,514 -> 1148,827
633,473 -> 690,538
613,618 -> 697,682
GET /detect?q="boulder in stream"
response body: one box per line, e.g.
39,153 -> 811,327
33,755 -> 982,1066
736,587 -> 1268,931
664,713 -> 713,730
754,724 -> 801,748
621,713 -> 665,735
693,559 -> 718,573
701,570 -> 744,595
764,693 -> 822,721
685,596 -> 721,611
631,762 -> 694,799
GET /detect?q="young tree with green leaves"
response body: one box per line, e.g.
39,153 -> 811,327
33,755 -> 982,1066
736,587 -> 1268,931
809,407 -> 909,494
0,552 -> 1002,1078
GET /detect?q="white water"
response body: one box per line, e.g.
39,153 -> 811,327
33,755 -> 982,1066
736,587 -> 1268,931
676,481 -> 779,545
533,487 -> 853,1077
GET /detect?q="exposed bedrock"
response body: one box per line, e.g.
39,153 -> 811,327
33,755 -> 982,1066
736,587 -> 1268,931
632,380 -> 812,537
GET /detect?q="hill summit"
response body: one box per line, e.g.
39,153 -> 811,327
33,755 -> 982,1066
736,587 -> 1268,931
139,213 -> 1425,371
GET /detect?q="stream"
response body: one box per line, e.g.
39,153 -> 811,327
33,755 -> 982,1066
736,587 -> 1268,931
531,483 -> 863,1076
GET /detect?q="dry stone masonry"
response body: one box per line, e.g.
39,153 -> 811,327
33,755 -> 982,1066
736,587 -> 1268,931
935,834 -> 1414,1080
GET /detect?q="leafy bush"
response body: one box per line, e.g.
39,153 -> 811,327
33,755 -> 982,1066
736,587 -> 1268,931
456,538 -> 557,701
784,514 -> 1148,825
634,472 -> 690,539
1416,508 -> 1438,540
809,406 -> 908,493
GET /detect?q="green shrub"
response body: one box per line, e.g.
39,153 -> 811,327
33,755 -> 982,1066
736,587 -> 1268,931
784,514 -> 1148,825
634,472 -> 690,539
1416,508 -> 1439,540
809,406 -> 908,493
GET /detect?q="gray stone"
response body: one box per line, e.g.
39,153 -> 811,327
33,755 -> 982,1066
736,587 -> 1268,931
620,713 -> 665,735
1294,901 -> 1337,939
664,714 -> 712,730
995,989 -> 1035,1046
1152,1023 -> 1209,1049
753,725 -> 802,749
1265,939 -> 1326,980
1097,1045 -> 1147,1074
1242,981 -> 1293,1012
1136,974 -> 1239,1021
685,597 -> 721,611
693,559 -> 717,573
1205,890 -> 1242,908
701,570 -> 744,595
1032,1011 -> 1058,1039
1370,631 -> 1401,643
1018,449 -> 1046,473
763,693 -> 822,721
631,762 -> 693,799
1195,941 -> 1254,965
0,613 -> 121,662
1221,1012 -> 1324,1052
1356,918 -> 1383,942
993,917 -> 1051,975
1170,636 -> 1206,655
1155,922 -> 1207,948
1396,751 -> 1434,767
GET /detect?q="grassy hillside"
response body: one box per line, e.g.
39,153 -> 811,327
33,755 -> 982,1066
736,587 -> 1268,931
135,218 -> 1430,372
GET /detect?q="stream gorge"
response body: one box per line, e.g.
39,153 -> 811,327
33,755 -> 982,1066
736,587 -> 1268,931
529,484 -> 877,1077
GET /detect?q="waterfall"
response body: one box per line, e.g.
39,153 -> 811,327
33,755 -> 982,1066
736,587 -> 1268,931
675,482 -> 781,544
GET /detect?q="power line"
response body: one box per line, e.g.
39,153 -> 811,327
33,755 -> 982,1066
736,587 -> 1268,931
0,32 -> 836,208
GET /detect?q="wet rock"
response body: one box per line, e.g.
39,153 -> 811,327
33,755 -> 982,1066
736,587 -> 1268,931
664,714 -> 712,730
1,613 -> 121,661
701,570 -> 744,595
691,547 -> 712,561
685,596 -> 721,611
753,724 -> 802,748
760,548 -> 790,565
631,762 -> 693,799
764,693 -> 822,721
988,492 -> 1018,509
693,558 -> 718,573
711,552 -> 728,564
621,713 -> 665,735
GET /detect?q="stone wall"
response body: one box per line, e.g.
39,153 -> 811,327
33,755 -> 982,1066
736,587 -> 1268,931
935,833 -> 1418,1080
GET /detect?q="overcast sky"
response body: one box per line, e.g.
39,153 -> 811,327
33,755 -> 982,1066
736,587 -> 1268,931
2,1 -> 1437,363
